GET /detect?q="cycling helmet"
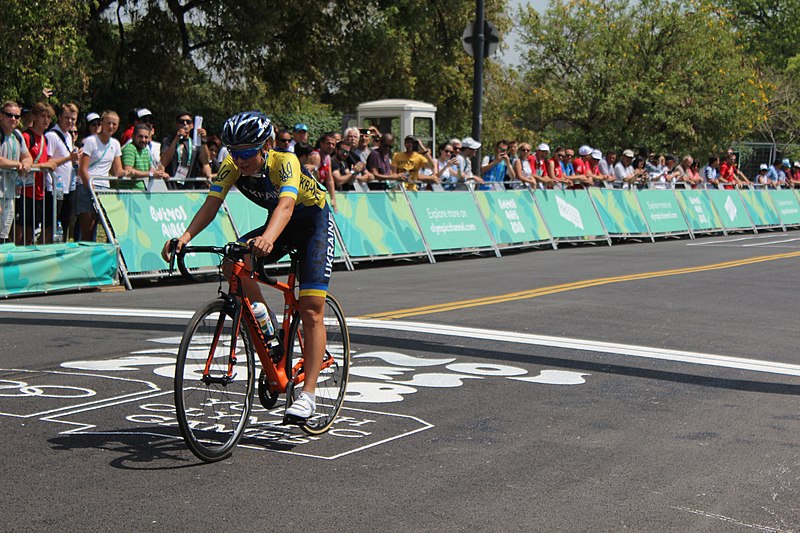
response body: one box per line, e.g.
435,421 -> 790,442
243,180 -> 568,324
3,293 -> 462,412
221,110 -> 274,147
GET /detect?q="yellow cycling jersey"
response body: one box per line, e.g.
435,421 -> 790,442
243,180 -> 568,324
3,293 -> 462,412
209,148 -> 327,216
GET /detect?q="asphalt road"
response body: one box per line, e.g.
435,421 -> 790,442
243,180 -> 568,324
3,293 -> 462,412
2,231 -> 800,532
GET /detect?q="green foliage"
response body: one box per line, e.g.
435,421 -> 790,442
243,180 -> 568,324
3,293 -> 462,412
510,0 -> 766,155
0,0 -> 92,107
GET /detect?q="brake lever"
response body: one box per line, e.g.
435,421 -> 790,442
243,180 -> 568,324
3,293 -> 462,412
168,238 -> 178,276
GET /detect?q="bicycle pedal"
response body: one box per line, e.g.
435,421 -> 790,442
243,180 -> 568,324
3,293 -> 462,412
282,414 -> 308,426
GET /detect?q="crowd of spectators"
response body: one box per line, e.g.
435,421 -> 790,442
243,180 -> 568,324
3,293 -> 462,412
2,92 -> 800,247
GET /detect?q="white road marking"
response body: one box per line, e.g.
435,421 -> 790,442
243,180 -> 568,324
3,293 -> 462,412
743,238 -> 800,247
3,304 -> 800,377
673,506 -> 793,532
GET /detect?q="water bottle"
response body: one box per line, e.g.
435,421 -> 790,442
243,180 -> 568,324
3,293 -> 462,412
251,302 -> 275,339
54,222 -> 63,243
55,178 -> 64,201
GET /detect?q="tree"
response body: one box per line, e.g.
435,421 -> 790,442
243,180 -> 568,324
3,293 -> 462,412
512,0 -> 767,155
84,0 -> 511,138
0,0 -> 92,107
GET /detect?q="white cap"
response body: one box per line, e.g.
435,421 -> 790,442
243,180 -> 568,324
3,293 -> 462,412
591,149 -> 602,160
794,161 -> 800,168
86,112 -> 100,123
462,137 -> 481,150
759,163 -> 769,171
578,145 -> 592,156
136,108 -> 153,119
537,143 -> 550,152
622,149 -> 635,158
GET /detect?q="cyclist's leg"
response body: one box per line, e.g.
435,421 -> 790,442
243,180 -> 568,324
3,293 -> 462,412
293,206 -> 335,397
298,294 -> 326,395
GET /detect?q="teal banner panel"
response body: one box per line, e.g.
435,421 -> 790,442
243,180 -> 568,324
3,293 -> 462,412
474,190 -> 551,245
636,190 -> 690,235
223,190 -> 267,236
533,189 -> 607,240
0,242 -> 117,297
588,188 -> 649,236
332,192 -> 426,257
706,190 -> 754,230
769,190 -> 800,225
739,189 -> 782,227
674,190 -> 723,231
407,191 -> 495,251
98,191 -> 238,273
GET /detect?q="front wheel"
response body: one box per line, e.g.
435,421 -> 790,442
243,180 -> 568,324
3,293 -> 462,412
174,299 -> 255,462
286,294 -> 350,435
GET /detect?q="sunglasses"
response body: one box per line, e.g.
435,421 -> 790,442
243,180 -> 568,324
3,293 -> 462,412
178,119 -> 192,125
519,148 -> 531,152
2,112 -> 20,119
277,137 -> 291,143
443,149 -> 452,154
453,146 -> 462,151
229,146 -> 260,160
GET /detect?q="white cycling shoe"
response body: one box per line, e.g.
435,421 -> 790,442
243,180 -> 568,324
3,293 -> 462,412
285,392 -> 316,421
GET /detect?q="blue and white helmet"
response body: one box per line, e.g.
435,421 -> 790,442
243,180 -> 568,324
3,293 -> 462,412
221,111 -> 274,147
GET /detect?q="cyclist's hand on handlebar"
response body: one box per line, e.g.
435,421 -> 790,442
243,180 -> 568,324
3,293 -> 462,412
249,235 -> 274,257
162,235 -> 189,263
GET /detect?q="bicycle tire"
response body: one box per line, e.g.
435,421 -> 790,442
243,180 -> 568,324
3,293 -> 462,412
285,294 -> 350,435
174,299 -> 255,462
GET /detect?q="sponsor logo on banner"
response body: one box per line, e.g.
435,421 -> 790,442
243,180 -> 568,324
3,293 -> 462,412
556,195 -> 583,230
724,196 -> 737,221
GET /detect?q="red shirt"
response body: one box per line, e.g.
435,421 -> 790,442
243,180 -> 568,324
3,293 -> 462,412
719,162 -> 736,189
22,131 -> 49,200
573,157 -> 589,175
120,125 -> 135,145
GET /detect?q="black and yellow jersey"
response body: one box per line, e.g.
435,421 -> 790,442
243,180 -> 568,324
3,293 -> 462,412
209,148 -> 327,217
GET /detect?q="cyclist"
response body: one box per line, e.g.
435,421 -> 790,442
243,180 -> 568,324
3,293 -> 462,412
161,111 -> 334,421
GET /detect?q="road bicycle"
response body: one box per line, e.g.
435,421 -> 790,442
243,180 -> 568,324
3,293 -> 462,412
168,239 -> 350,463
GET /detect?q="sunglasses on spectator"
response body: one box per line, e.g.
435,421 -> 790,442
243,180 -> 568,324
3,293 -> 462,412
178,119 -> 192,125
519,148 -> 530,153
339,149 -> 350,156
276,137 -> 291,143
556,153 -> 565,158
442,149 -> 453,154
229,146 -> 261,160
2,112 -> 20,119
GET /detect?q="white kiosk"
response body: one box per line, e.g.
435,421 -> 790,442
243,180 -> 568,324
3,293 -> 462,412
356,99 -> 437,153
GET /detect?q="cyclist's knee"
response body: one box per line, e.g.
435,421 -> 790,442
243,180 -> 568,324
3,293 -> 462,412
299,296 -> 325,325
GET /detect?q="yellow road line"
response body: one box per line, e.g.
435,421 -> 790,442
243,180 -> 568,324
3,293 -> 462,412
358,251 -> 800,320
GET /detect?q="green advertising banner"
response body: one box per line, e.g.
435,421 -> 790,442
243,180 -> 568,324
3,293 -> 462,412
589,188 -> 650,236
533,189 -> 607,241
635,190 -> 690,235
407,191 -> 495,251
473,190 -> 551,246
0,242 -> 117,297
98,191 -> 238,273
674,190 -> 724,232
769,190 -> 800,226
332,192 -> 426,257
739,189 -> 782,228
223,191 -> 267,236
706,190 -> 754,230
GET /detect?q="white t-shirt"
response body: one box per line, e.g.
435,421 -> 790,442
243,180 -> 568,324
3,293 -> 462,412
82,134 -> 122,188
46,125 -> 75,192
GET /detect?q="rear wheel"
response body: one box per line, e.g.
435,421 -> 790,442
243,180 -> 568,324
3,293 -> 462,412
285,294 -> 350,435
174,299 -> 255,462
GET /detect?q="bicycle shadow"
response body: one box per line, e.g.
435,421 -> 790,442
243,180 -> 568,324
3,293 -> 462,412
48,425 -> 303,469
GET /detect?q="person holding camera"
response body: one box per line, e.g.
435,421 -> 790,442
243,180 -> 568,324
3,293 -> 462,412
391,135 -> 436,191
480,140 -> 516,191
160,111 -> 211,189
